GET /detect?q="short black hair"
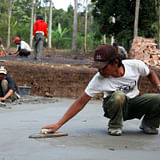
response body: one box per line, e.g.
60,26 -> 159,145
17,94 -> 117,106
113,42 -> 118,47
37,15 -> 43,20
108,57 -> 123,68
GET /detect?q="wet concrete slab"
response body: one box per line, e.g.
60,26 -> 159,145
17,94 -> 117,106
0,98 -> 160,160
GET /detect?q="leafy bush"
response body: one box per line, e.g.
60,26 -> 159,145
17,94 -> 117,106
52,23 -> 71,49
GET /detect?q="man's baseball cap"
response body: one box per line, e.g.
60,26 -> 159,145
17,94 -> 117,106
14,37 -> 21,42
0,66 -> 7,75
37,15 -> 43,20
113,42 -> 118,47
90,44 -> 119,69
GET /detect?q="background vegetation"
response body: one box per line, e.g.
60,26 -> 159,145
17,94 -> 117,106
0,0 -> 160,52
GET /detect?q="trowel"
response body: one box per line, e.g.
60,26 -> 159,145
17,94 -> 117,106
29,129 -> 68,138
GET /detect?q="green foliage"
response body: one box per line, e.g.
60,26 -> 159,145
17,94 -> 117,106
92,0 -> 158,50
86,33 -> 101,50
0,0 -> 8,45
0,0 -> 103,50
52,23 -> 71,49
13,24 -> 30,43
52,8 -> 73,37
1,0 -> 159,51
76,32 -> 104,52
0,0 -> 8,15
77,34 -> 84,51
138,0 -> 157,38
12,0 -> 32,24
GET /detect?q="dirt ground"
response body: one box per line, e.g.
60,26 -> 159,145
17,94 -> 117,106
1,48 -> 94,67
0,48 -> 98,98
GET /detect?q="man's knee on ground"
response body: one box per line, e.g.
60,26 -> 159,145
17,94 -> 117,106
1,79 -> 8,91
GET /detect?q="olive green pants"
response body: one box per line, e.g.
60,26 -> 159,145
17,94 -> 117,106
103,91 -> 160,129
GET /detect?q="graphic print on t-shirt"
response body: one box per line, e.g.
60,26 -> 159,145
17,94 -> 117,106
116,80 -> 136,94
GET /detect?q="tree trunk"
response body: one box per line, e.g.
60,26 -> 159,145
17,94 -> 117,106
44,7 -> 47,22
111,16 -> 115,44
158,5 -> 160,49
134,0 -> 140,38
30,0 -> 35,47
84,0 -> 88,52
7,0 -> 12,48
48,0 -> 52,48
103,34 -> 106,44
72,0 -> 78,52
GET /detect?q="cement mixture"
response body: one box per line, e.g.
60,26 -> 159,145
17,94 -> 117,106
0,97 -> 160,160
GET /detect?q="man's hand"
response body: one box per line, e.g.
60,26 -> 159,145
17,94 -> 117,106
0,97 -> 5,101
8,52 -> 17,55
45,38 -> 48,43
42,92 -> 91,134
147,70 -> 160,91
42,124 -> 60,134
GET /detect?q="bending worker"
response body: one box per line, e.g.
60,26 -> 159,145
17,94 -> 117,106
43,44 -> 160,136
9,37 -> 31,57
0,66 -> 19,103
33,15 -> 48,60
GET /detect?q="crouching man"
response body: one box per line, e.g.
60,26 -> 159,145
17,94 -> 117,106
42,44 -> 160,136
0,66 -> 19,105
9,37 -> 31,57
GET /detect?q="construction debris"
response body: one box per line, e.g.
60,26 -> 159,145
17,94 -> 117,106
129,37 -> 160,67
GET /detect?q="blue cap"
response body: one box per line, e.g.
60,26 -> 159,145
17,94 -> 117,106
37,15 -> 43,20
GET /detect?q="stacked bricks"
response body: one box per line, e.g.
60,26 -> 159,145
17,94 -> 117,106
129,36 -> 160,94
129,36 -> 160,67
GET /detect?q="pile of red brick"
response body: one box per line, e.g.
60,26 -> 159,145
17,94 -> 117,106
129,37 -> 160,67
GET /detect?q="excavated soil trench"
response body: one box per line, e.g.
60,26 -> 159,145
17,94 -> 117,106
0,48 -> 160,99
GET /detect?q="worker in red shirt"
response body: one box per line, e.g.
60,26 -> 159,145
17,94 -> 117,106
33,15 -> 48,60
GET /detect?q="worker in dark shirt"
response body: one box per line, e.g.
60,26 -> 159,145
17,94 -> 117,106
0,66 -> 19,104
113,42 -> 128,60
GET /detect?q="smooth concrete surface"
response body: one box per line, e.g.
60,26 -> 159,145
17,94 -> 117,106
0,98 -> 160,160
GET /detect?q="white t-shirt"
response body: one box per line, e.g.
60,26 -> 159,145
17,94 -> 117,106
16,41 -> 31,52
85,59 -> 150,99
0,44 -> 5,51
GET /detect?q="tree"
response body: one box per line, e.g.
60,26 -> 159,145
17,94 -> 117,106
92,0 -> 157,50
155,0 -> 160,48
12,0 -> 32,44
0,1 -> 9,45
7,0 -> 12,48
138,0 -> 157,38
30,0 -> 35,47
84,0 -> 88,52
12,0 -> 32,24
48,0 -> 53,48
158,2 -> 160,48
134,0 -> 140,38
72,0 -> 78,52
